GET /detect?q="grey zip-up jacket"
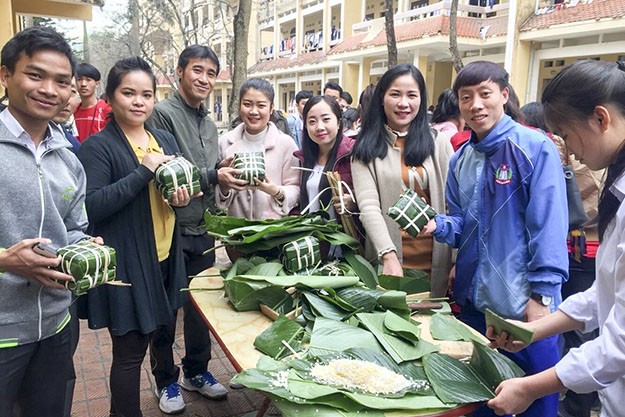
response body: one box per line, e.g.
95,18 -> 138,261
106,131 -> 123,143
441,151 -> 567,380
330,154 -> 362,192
0,120 -> 88,347
149,91 -> 219,236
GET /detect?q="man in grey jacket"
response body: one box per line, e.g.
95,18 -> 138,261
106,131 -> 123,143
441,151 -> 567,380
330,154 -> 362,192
0,26 -> 90,417
148,45 -> 245,414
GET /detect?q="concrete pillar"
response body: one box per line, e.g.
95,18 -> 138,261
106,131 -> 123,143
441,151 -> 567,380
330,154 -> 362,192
508,0 -> 538,106
295,0 -> 303,55
340,62 -> 359,103
323,0 -> 331,52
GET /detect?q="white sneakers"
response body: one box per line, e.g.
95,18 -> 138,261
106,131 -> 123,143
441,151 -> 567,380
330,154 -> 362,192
156,382 -> 185,414
156,372 -> 228,414
179,371 -> 228,400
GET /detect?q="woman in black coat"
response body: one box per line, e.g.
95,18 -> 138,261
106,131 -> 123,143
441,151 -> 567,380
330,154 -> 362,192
77,57 -> 191,417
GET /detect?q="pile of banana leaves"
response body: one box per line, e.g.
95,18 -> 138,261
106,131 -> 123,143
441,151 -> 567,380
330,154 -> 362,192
204,211 -> 360,258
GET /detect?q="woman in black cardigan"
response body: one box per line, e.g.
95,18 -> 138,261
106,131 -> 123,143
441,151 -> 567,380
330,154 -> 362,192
77,57 -> 192,417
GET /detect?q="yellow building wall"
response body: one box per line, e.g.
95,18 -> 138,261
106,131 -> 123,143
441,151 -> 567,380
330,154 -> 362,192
1,0 -> 93,48
508,0 -> 536,105
536,53 -> 624,99
12,0 -> 92,21
340,62 -> 360,104
0,0 -> 15,48
431,61 -> 453,107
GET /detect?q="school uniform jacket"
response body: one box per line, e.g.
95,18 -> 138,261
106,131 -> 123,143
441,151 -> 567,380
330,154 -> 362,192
433,115 -> 569,319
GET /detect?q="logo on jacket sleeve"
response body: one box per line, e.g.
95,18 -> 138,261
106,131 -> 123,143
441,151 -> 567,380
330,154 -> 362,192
495,163 -> 513,185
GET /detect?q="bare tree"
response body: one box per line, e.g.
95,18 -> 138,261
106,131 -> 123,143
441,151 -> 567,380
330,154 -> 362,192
449,0 -> 464,73
384,0 -> 398,67
228,0 -> 252,121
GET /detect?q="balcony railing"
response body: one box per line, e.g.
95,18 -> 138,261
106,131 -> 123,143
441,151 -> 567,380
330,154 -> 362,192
353,0 -> 509,32
52,0 -> 106,5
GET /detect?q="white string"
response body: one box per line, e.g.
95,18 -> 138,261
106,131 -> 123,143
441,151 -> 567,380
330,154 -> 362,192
293,166 -> 359,216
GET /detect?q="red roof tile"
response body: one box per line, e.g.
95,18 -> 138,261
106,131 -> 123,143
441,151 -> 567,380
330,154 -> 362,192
249,50 -> 327,73
217,68 -> 231,81
328,15 -> 507,55
521,0 -> 625,31
156,73 -> 176,86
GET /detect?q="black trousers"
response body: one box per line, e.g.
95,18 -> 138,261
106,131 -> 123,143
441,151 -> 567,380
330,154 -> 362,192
150,234 -> 215,390
63,299 -> 80,417
560,255 -> 599,417
0,325 -> 72,417
109,330 -> 150,417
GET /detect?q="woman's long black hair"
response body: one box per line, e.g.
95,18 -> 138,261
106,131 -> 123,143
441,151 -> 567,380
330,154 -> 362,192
352,64 -> 433,166
542,59 -> 625,241
299,95 -> 344,210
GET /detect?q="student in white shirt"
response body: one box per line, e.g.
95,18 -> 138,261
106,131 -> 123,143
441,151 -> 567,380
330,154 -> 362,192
486,59 -> 625,417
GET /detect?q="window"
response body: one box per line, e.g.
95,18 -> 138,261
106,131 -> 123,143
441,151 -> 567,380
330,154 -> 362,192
411,0 -> 428,8
202,5 -> 209,25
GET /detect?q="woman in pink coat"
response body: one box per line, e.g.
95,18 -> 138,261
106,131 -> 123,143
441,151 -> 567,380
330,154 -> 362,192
217,78 -> 300,220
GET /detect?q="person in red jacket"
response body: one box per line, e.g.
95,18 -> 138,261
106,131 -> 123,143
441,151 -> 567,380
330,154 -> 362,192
74,63 -> 111,142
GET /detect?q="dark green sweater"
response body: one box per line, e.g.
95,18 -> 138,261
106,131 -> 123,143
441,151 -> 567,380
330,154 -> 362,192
149,91 -> 220,236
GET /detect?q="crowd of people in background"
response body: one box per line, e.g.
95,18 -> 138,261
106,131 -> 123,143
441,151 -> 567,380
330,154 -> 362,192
1,24 -> 624,417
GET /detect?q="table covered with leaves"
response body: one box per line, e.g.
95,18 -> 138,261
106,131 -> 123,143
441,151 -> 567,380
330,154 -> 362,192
193,212 -> 524,417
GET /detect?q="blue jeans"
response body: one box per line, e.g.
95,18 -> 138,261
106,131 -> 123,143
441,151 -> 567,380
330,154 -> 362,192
460,303 -> 560,417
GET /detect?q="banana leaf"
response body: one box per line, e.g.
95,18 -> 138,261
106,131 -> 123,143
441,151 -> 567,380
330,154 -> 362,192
253,315 -> 306,359
204,211 -> 360,252
245,261 -> 285,276
335,287 -> 384,312
422,342 -> 525,404
383,310 -> 421,343
308,317 -> 384,357
485,308 -> 534,345
257,288 -> 295,315
301,291 -> 354,322
273,397 -> 455,417
232,355 -> 454,414
469,341 -> 525,390
203,212 -> 256,236
377,290 -> 411,317
237,275 -> 359,289
378,272 -> 430,294
343,250 -> 378,289
223,278 -> 278,311
316,288 -> 360,312
272,398 -> 385,417
317,230 -> 361,250
429,313 -> 486,344
422,353 -> 493,404
357,312 -> 439,363
223,256 -> 266,280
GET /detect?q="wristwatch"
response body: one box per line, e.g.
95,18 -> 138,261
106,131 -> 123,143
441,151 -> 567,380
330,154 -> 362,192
530,292 -> 552,306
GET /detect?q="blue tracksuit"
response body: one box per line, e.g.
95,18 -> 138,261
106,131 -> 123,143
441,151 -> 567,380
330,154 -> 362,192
433,115 -> 568,417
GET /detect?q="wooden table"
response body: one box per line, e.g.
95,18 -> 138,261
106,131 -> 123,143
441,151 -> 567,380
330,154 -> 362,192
189,275 -> 482,417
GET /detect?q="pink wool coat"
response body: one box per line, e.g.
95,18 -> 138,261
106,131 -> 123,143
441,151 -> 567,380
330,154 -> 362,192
217,122 -> 300,220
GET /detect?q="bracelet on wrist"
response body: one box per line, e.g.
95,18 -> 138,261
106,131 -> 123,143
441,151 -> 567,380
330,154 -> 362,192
272,187 -> 285,201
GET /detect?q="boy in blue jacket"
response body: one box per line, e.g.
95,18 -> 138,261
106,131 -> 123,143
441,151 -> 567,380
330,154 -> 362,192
425,61 -> 569,417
